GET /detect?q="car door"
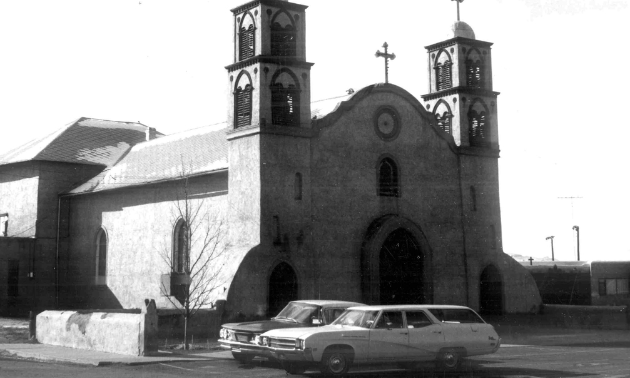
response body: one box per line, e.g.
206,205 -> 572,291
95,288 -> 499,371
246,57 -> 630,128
368,311 -> 408,362
404,310 -> 445,361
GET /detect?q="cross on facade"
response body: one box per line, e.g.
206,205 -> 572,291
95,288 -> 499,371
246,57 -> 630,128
452,0 -> 464,21
528,257 -> 534,266
375,42 -> 396,84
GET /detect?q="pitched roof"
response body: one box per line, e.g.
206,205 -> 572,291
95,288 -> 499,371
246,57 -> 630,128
0,117 -> 156,167
69,124 -> 228,195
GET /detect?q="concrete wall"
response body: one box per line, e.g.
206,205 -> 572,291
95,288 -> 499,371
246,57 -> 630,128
37,299 -> 158,356
540,304 -> 629,330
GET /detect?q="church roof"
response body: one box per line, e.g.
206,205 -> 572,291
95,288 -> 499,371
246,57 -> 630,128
0,117 -> 155,167
311,93 -> 353,120
68,124 -> 228,195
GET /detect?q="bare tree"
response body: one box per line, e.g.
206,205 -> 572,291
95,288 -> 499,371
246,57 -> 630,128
158,168 -> 228,350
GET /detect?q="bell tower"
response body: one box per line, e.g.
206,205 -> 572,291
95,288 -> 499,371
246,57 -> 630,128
226,0 -> 312,131
225,0 -> 315,266
421,21 -> 500,149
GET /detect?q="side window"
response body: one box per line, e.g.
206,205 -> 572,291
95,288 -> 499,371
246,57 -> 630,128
323,308 -> 346,324
375,311 -> 404,329
405,311 -> 433,328
95,228 -> 108,285
378,157 -> 400,197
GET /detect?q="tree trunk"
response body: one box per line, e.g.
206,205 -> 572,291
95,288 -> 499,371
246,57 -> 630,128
184,315 -> 189,350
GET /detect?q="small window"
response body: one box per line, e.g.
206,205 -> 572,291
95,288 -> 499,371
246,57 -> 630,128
434,50 -> 453,91
271,21 -> 296,57
294,173 -> 303,200
378,157 -> 399,197
235,84 -> 253,128
433,101 -> 452,134
239,24 -> 255,60
0,213 -> 8,237
271,83 -> 299,126
95,228 -> 107,284
598,279 -> 607,296
173,220 -> 189,273
600,278 -> 630,296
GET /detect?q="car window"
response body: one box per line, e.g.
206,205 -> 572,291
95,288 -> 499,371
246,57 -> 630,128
322,308 -> 346,324
274,302 -> 319,323
429,309 -> 484,324
332,310 -> 379,328
405,311 -> 432,328
375,311 -> 404,329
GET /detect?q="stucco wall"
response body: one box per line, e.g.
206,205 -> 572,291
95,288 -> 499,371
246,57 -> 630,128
62,173 -> 228,310
0,163 -> 39,238
591,261 -> 630,306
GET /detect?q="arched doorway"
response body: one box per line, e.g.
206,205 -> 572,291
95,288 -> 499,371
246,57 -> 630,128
379,228 -> 424,305
480,265 -> 503,315
268,262 -> 298,316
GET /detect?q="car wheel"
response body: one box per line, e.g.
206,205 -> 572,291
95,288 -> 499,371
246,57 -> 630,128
231,351 -> 254,364
438,348 -> 461,371
320,350 -> 351,376
281,361 -> 307,375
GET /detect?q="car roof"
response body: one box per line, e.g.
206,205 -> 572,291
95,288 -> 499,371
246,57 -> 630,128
291,300 -> 365,307
345,305 -> 473,311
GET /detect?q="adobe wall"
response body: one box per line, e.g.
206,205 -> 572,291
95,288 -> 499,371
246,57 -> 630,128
36,299 -> 158,356
61,173 -> 228,310
591,261 -> 630,306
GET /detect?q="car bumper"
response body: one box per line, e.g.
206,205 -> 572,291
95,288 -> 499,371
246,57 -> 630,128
218,339 -> 272,357
268,347 -> 314,362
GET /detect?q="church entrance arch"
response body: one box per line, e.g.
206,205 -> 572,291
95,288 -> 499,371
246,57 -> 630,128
268,261 -> 298,316
379,228 -> 424,304
362,215 -> 433,305
479,264 -> 503,315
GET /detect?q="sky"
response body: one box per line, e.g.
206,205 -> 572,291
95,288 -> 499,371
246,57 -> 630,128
1,0 -> 628,261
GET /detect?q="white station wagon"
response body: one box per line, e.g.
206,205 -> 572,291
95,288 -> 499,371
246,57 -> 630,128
260,304 -> 501,375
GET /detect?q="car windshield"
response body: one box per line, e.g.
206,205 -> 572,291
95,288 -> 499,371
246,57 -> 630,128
331,310 -> 379,328
273,302 -> 319,323
429,309 -> 485,324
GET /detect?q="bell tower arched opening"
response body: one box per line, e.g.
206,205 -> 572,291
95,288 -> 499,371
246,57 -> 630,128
268,261 -> 298,316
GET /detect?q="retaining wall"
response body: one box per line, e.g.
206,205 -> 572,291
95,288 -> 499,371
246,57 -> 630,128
539,304 -> 629,330
36,299 -> 158,356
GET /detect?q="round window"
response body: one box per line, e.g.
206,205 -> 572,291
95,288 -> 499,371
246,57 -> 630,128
374,107 -> 401,141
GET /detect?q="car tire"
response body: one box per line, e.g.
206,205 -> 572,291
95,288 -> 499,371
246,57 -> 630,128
281,361 -> 307,375
438,348 -> 462,372
231,351 -> 254,364
320,350 -> 351,376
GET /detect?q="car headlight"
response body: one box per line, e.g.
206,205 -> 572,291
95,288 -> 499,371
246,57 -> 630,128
254,335 -> 261,345
262,336 -> 269,346
219,328 -> 226,339
295,339 -> 305,350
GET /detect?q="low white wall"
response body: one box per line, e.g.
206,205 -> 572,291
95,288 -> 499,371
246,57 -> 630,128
36,299 -> 158,356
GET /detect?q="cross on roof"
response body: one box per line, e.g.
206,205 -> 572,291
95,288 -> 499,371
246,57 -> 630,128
452,0 -> 464,21
375,42 -> 396,84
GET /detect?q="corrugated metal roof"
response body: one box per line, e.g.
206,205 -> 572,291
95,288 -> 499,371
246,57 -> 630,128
0,117 -> 156,167
69,124 -> 228,194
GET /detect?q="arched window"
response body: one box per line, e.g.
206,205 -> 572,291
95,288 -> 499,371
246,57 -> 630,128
95,228 -> 107,284
173,220 -> 189,273
378,157 -> 399,197
433,100 -> 453,134
434,50 -> 452,91
468,99 -> 490,147
466,49 -> 483,88
238,13 -> 255,60
271,11 -> 296,57
271,69 -> 300,127
294,172 -> 302,200
234,71 -> 253,128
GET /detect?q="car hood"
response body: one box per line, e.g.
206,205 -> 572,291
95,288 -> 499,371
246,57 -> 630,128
263,324 -> 363,338
221,320 -> 308,333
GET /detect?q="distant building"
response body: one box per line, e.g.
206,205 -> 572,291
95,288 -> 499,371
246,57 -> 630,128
522,261 -> 630,307
1,0 -> 541,318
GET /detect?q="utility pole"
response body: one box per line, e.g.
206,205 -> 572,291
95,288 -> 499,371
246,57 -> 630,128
546,236 -> 555,261
572,225 -> 580,261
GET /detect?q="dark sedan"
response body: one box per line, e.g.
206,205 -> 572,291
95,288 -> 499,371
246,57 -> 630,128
219,300 -> 364,363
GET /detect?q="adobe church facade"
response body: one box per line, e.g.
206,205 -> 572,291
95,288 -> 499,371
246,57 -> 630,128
0,0 -> 540,317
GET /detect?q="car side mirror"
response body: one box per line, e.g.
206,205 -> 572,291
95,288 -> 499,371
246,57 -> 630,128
312,317 -> 322,325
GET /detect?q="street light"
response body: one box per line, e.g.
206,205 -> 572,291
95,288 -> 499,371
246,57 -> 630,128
572,225 -> 580,261
545,236 -> 555,261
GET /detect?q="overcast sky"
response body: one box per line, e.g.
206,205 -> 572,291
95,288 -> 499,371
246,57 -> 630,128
1,0 -> 628,261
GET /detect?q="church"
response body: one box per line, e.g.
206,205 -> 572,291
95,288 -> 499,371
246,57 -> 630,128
0,0 -> 540,318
